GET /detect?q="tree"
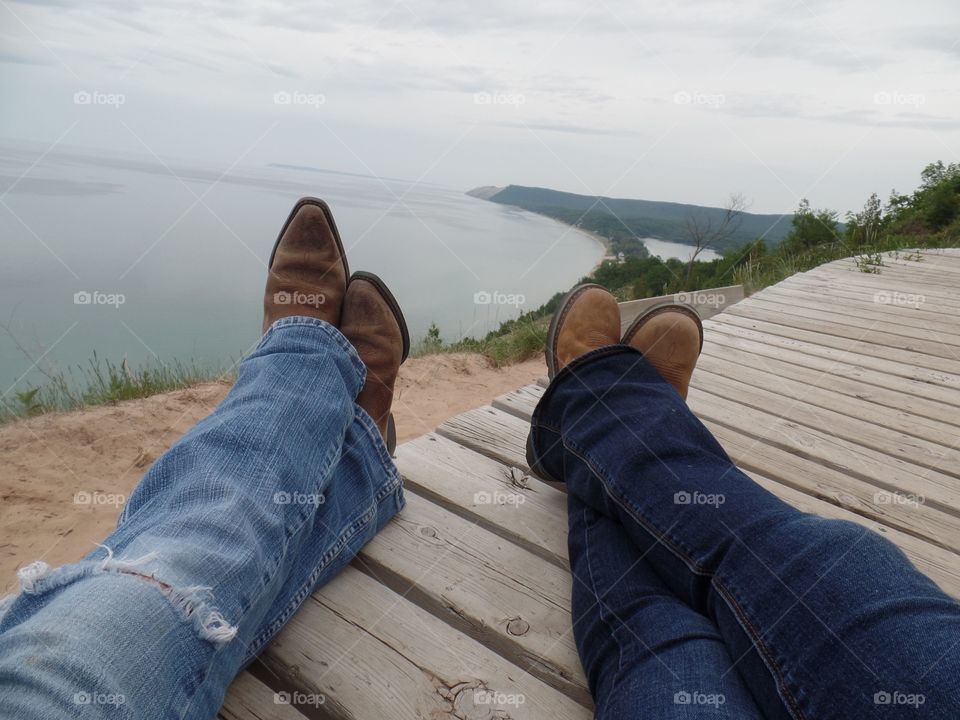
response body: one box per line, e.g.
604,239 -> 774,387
845,192 -> 883,247
782,198 -> 840,252
683,193 -> 750,285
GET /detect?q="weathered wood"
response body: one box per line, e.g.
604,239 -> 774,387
739,295 -> 960,347
436,405 -> 533,471
726,300 -> 960,362
799,268 -> 960,304
396,434 -> 568,566
434,391 -> 960,597
220,673 -> 311,720
618,284 -> 744,328
759,284 -> 960,336
715,311 -> 960,376
701,333 -> 960,428
704,318 -> 960,395
259,567 -> 591,720
692,360 -> 960,474
354,491 -> 589,704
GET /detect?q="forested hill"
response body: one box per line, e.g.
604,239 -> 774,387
470,184 -> 793,256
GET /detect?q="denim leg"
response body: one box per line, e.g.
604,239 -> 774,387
529,345 -> 960,720
0,316 -> 404,720
569,494 -> 763,719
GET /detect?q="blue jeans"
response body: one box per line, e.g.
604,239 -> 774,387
0,317 -> 405,719
528,346 -> 960,719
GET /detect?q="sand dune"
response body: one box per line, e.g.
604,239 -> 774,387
0,353 -> 544,590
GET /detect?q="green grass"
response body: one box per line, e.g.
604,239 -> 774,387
1,353 -> 231,423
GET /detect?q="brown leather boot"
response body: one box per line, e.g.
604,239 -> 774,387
262,198 -> 350,333
545,284 -> 621,379
339,271 -> 410,453
621,303 -> 703,399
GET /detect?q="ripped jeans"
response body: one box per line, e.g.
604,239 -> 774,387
0,317 -> 405,719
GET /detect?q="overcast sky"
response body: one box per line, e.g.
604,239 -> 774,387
1,0 -> 958,213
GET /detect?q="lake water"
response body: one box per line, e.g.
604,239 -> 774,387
641,237 -> 720,262
0,142 -> 711,394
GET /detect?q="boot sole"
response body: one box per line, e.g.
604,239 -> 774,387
267,197 -> 351,279
621,301 -> 704,352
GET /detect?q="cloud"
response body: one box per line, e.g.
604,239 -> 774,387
0,51 -> 49,66
489,121 -> 645,138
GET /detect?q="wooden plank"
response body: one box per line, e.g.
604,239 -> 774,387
772,279 -> 960,329
436,405 -> 533,471
740,294 -> 960,347
827,253 -> 960,279
726,300 -> 960,361
799,268 -> 960,304
715,311 -> 960,376
618,284 -> 744,328
763,283 -> 960,335
220,673 -> 311,720
697,350 -> 960,450
689,393 -> 960,553
438,403 -> 960,553
879,255 -> 960,274
493,384 -> 546,421
433,397 -> 960,597
704,317 -> 960,395
825,258 -> 960,289
259,567 -> 591,720
396,434 -> 568,566
492,381 -> 960,524
355,491 -> 589,704
689,367 -> 960,486
700,334 -> 960,428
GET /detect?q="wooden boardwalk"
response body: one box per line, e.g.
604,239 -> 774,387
221,249 -> 960,719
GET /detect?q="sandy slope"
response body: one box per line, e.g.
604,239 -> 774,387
0,353 -> 544,591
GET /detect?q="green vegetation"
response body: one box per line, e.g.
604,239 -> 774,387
485,184 -> 793,256
432,162 -> 960,366
1,353 -> 229,423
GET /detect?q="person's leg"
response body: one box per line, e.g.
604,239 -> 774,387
0,317 -> 404,719
0,198 -> 411,719
531,344 -> 960,719
568,493 -> 763,719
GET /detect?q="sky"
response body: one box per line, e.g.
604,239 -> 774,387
1,0 -> 959,214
